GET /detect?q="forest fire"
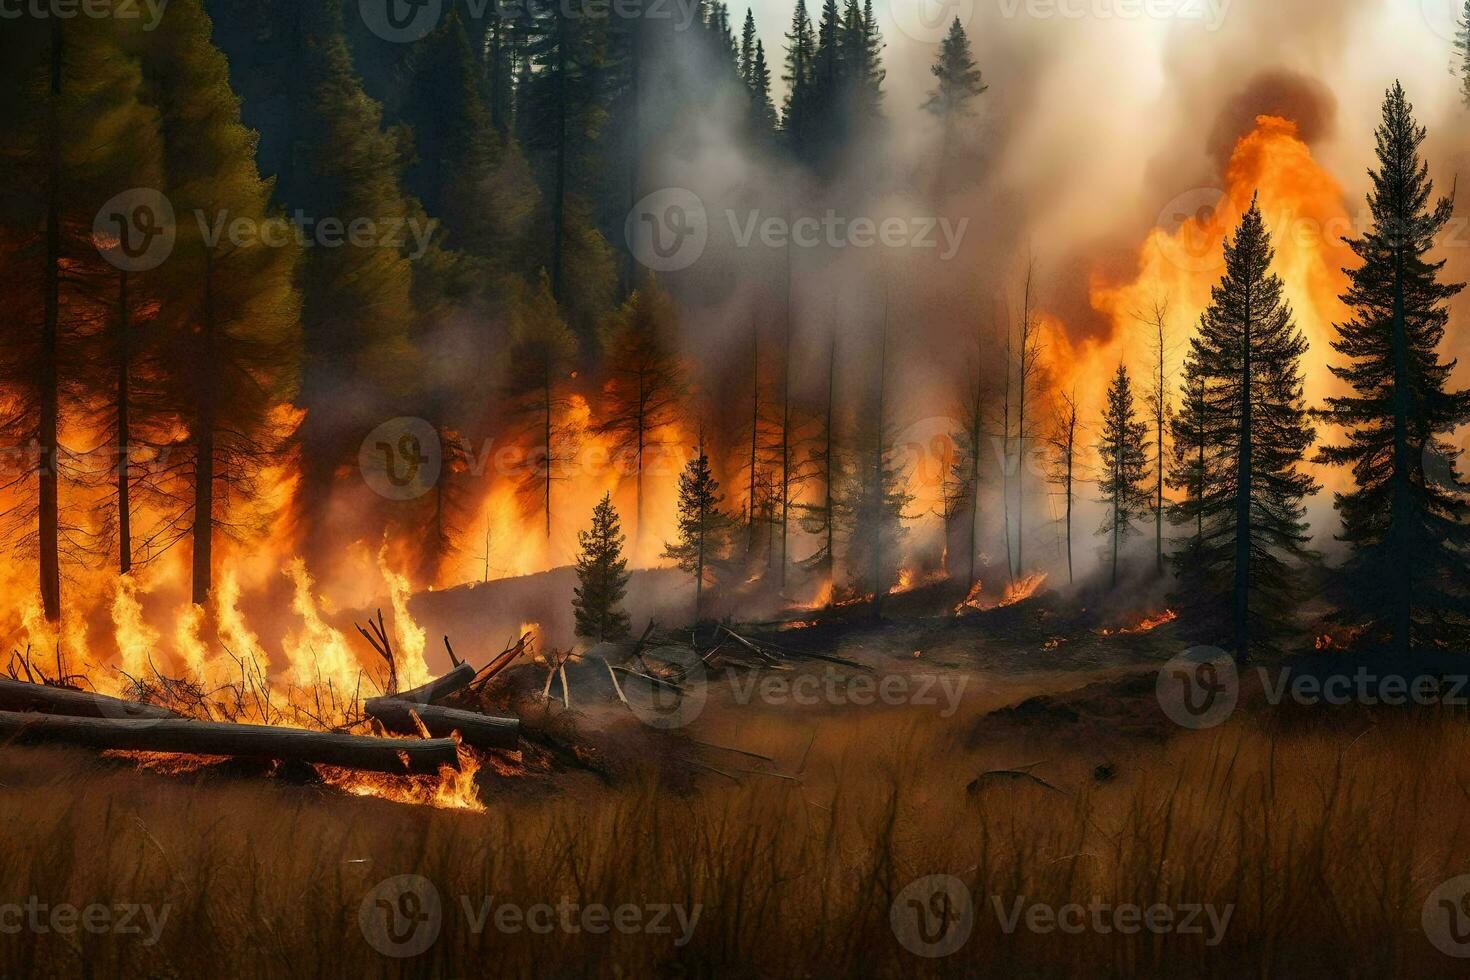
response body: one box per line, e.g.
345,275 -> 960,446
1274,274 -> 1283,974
3,0 -> 1470,974
998,573 -> 1049,608
1098,609 -> 1178,637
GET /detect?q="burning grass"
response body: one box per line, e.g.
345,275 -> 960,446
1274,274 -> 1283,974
3,697 -> 1469,976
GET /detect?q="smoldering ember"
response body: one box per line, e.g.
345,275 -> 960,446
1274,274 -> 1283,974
1,1 -> 1470,977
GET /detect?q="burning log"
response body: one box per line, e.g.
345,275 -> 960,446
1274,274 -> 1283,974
364,701 -> 519,751
366,662 -> 476,712
0,677 -> 180,721
0,710 -> 459,775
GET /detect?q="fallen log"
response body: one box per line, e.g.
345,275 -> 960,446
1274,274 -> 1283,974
0,710 -> 459,775
0,677 -> 179,721
367,661 -> 476,712
365,701 -> 519,751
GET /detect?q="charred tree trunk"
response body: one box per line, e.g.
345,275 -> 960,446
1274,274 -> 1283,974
550,15 -> 568,302
0,678 -> 178,720
0,710 -> 460,775
39,20 -> 63,623
191,253 -> 217,606
116,271 -> 132,575
747,326 -> 759,557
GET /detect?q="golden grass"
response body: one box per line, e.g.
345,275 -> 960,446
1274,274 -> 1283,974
0,706 -> 1468,977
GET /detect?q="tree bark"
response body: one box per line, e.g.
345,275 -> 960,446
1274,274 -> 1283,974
365,701 -> 518,751
0,710 -> 460,775
0,678 -> 178,721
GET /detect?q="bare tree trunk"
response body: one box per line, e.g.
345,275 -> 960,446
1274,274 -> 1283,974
191,253 -> 217,606
778,254 -> 793,589
870,287 -> 888,619
116,270 -> 131,575
39,20 -> 63,622
747,325 -> 759,556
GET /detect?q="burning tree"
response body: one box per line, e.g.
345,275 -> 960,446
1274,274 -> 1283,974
1045,388 -> 1082,585
573,493 -> 632,642
798,337 -> 844,589
504,273 -> 578,540
596,281 -> 687,552
1095,365 -> 1150,589
840,318 -> 911,613
1317,83 -> 1470,654
664,445 -> 733,623
146,0 -> 302,605
0,16 -> 157,620
946,326 -> 988,590
1187,197 -> 1318,661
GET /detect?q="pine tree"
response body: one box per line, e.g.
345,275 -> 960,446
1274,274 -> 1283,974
504,273 -> 579,540
1167,353 -> 1212,564
145,0 -> 303,604
519,0 -> 617,331
596,281 -> 687,553
400,8 -> 536,268
664,446 -> 732,622
739,8 -> 757,85
749,41 -> 780,140
1318,83 -> 1470,653
0,15 -> 168,617
573,493 -> 632,642
282,3 -> 422,547
924,16 -> 986,195
1188,197 -> 1319,660
782,0 -> 816,156
1096,365 -> 1150,588
841,316 -> 910,613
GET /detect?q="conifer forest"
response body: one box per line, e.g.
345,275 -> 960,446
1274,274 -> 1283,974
4,0 -> 1470,975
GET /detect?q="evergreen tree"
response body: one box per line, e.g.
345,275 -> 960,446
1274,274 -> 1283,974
504,273 -> 579,540
924,17 -> 987,120
781,0 -> 816,156
145,0 -> 303,604
924,16 -> 985,195
0,15 -> 163,617
1167,353 -> 1213,564
1318,83 -> 1470,653
841,320 -> 910,613
282,3 -> 423,546
400,8 -> 537,268
1096,365 -> 1150,588
739,8 -> 758,85
596,281 -> 687,552
664,446 -> 732,622
1187,197 -> 1318,660
519,0 -> 618,332
749,40 -> 780,139
573,493 -> 632,642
